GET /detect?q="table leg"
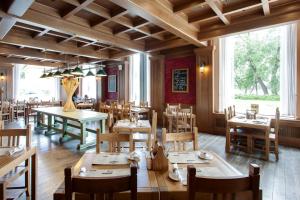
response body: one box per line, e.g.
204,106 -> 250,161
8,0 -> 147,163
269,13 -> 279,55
47,114 -> 52,133
225,124 -> 231,153
59,119 -> 68,144
77,122 -> 87,150
265,128 -> 270,161
31,153 -> 37,200
36,112 -> 41,130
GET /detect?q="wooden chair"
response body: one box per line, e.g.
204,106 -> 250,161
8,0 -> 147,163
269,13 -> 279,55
0,125 -> 32,199
0,101 -> 11,122
25,102 -> 39,125
162,127 -> 198,151
225,106 -> 251,152
120,103 -> 131,120
96,129 -> 133,153
13,100 -> 26,120
132,111 -> 157,151
173,107 -> 193,133
64,164 -> 137,200
252,108 -> 280,160
187,163 -> 260,200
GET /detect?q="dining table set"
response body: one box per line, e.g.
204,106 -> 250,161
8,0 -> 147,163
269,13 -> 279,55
226,111 -> 273,160
53,149 -> 255,200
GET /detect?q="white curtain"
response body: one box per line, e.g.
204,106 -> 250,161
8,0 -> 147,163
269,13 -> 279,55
280,24 -> 297,116
219,36 -> 235,112
129,53 -> 140,105
12,64 -> 22,100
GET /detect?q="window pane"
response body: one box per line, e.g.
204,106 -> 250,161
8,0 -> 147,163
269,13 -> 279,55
14,64 -> 59,101
81,65 -> 96,99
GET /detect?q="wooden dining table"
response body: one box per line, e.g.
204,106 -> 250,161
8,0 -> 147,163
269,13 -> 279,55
0,147 -> 37,200
53,150 -> 258,200
113,119 -> 152,149
226,115 -> 271,160
163,111 -> 196,132
33,107 -> 107,150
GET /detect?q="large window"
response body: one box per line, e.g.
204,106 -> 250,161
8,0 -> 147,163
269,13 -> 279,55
81,65 -> 96,99
129,53 -> 151,106
219,23 -> 296,116
13,64 -> 60,101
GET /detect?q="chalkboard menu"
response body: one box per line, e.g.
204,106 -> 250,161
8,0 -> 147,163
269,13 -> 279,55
172,68 -> 189,93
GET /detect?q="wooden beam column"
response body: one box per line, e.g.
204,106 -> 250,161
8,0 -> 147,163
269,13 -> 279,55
149,55 -> 165,125
194,46 -> 215,133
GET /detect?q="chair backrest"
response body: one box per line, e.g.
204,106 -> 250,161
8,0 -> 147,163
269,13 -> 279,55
0,124 -> 31,147
166,103 -> 180,113
65,164 -> 137,200
187,163 -> 260,200
175,107 -> 193,132
162,127 -> 198,151
96,130 -> 133,153
152,111 -> 157,141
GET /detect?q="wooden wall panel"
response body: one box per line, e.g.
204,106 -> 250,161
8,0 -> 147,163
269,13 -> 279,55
194,46 -> 215,133
150,55 -> 165,125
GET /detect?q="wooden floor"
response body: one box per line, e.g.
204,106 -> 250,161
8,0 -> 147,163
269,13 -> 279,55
6,120 -> 300,200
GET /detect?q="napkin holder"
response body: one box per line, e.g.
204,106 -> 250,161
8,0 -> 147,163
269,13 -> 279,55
150,146 -> 168,172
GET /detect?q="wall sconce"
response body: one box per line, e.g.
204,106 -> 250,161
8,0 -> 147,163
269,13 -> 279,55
0,73 -> 5,80
200,63 -> 205,73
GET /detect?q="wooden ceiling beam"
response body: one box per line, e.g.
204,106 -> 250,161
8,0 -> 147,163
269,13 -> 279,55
173,0 -> 206,13
63,0 -> 94,19
33,28 -> 50,38
59,35 -> 77,44
110,50 -> 135,60
0,8 -> 145,52
0,55 -> 62,67
198,2 -> 300,41
0,32 -> 109,60
0,44 -> 89,63
109,0 -> 206,47
0,0 -> 34,39
145,38 -> 189,52
205,0 -> 230,25
261,0 -> 271,16
79,41 -> 97,48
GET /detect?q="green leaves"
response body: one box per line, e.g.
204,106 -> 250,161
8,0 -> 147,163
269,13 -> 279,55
233,27 -> 280,97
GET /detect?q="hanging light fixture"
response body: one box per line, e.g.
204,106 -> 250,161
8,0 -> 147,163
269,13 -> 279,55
96,63 -> 107,77
46,70 -> 53,78
40,68 -> 47,78
61,55 -> 72,77
86,66 -> 95,76
71,59 -> 83,76
53,67 -> 63,78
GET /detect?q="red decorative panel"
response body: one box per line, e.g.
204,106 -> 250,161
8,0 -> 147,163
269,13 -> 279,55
165,56 -> 196,104
102,66 -> 118,101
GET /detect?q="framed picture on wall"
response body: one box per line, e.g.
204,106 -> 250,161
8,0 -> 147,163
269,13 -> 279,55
172,68 -> 189,93
108,75 -> 117,92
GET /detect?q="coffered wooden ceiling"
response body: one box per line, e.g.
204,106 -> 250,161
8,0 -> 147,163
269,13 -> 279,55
0,0 -> 299,67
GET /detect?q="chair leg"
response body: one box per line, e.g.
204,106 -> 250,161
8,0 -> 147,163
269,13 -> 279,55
275,142 -> 279,161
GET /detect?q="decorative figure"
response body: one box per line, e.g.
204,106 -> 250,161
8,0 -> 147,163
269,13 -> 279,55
62,77 -> 79,112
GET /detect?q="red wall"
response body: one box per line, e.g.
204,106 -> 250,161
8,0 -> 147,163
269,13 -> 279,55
165,56 -> 196,105
102,66 -> 118,101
